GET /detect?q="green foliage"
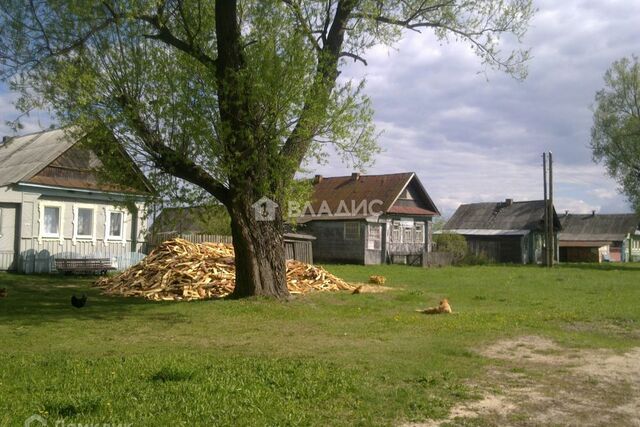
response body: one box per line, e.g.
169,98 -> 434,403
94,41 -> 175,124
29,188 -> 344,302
591,55 -> 640,213
0,0 -> 534,208
460,252 -> 490,266
434,232 -> 468,261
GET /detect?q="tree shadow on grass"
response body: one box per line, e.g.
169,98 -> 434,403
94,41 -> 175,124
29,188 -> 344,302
0,272 -> 160,325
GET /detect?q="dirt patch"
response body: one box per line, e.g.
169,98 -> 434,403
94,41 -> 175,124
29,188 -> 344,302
409,336 -> 640,426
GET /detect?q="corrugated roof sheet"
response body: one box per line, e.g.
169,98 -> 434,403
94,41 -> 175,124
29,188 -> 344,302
558,213 -> 639,242
438,229 -> 530,236
444,200 -> 560,231
0,127 -> 152,194
0,128 -> 77,187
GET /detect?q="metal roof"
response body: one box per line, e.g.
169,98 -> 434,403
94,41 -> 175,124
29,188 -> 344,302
437,229 -> 530,236
0,128 -> 78,187
0,127 -> 153,194
300,172 -> 439,220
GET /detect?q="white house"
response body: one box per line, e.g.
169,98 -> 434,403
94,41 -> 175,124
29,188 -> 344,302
0,127 -> 153,273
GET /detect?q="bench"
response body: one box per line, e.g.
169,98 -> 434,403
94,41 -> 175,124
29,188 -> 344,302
55,258 -> 116,275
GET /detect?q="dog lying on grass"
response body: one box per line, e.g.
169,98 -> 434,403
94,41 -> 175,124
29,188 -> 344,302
417,299 -> 452,314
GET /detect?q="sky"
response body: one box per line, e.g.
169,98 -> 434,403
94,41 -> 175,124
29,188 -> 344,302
1,0 -> 638,218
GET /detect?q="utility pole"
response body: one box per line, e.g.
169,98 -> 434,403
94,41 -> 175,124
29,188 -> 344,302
542,153 -> 549,266
548,152 -> 554,266
542,152 -> 555,267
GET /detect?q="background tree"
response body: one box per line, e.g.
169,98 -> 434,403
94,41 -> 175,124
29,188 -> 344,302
591,55 -> 640,213
0,0 -> 534,298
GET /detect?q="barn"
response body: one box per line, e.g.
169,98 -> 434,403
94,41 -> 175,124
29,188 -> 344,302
442,199 -> 561,264
558,213 -> 640,262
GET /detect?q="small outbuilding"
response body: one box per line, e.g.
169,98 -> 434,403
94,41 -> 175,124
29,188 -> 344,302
442,199 -> 561,264
558,213 -> 640,262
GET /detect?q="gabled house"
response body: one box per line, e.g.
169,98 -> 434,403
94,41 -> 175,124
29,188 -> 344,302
558,213 -> 640,262
0,128 -> 153,273
442,199 -> 561,264
298,172 -> 440,265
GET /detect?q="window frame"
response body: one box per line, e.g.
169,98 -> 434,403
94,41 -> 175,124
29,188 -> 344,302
414,222 -> 425,244
343,222 -> 361,241
72,204 -> 96,244
38,201 -> 65,243
367,224 -> 382,250
106,209 -> 126,241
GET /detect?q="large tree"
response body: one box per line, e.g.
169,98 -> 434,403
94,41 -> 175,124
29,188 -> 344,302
0,0 -> 533,298
591,55 -> 640,213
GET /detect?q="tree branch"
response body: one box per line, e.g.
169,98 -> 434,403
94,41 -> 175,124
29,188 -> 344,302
116,93 -> 230,205
137,13 -> 217,69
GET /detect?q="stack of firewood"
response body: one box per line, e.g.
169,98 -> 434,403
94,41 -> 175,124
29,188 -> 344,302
95,238 -> 354,301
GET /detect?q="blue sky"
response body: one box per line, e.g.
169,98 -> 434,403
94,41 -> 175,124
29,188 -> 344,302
1,0 -> 638,217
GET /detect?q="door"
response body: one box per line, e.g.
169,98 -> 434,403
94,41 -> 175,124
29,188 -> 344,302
0,203 -> 19,270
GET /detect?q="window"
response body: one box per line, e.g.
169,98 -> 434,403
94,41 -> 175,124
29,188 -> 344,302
414,223 -> 425,244
368,224 -> 382,250
403,226 -> 413,243
43,206 -> 61,237
76,208 -> 94,238
344,222 -> 360,240
108,211 -> 124,239
391,223 -> 401,242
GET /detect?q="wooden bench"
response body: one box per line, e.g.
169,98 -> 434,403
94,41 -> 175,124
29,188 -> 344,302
55,258 -> 116,275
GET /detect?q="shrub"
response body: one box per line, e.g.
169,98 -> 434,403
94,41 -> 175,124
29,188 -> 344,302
460,252 -> 490,266
433,233 -> 467,262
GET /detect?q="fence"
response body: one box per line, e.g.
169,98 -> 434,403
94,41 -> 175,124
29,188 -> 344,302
147,233 -> 314,264
423,252 -> 455,267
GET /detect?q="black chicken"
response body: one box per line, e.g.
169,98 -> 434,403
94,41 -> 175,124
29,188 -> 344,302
71,294 -> 87,308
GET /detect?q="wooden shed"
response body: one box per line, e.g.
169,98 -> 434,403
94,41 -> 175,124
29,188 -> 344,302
558,213 -> 640,262
442,199 -> 561,264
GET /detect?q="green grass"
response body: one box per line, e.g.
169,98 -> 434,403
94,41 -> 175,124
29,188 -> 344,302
1,263 -> 639,426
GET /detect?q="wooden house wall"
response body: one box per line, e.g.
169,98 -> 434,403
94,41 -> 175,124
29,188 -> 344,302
306,221 -> 365,264
0,185 -> 148,273
465,235 -> 524,264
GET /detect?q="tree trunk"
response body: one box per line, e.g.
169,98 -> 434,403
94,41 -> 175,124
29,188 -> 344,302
228,197 -> 289,299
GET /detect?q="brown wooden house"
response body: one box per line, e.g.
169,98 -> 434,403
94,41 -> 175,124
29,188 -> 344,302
297,172 -> 440,265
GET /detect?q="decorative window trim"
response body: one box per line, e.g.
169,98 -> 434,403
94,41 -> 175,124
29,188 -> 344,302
104,208 -> 127,247
38,201 -> 65,245
414,222 -> 425,244
72,203 -> 96,246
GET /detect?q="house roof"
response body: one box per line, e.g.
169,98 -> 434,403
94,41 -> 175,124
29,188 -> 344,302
558,213 -> 639,242
300,172 -> 439,221
443,200 -> 561,232
0,127 -> 152,194
0,128 -> 77,187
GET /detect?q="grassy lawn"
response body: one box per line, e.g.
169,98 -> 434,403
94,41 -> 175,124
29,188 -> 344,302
1,263 -> 639,426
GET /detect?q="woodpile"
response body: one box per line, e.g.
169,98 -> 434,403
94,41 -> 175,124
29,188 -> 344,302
95,238 -> 354,301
